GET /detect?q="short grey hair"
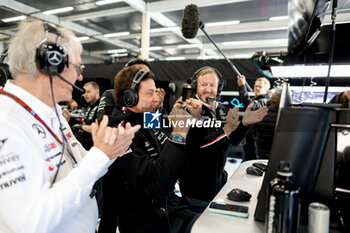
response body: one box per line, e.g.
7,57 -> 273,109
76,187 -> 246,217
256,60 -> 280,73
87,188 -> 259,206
8,19 -> 82,79
255,77 -> 271,91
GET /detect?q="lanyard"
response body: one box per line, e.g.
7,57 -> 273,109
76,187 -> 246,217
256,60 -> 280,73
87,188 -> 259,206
0,89 -> 63,145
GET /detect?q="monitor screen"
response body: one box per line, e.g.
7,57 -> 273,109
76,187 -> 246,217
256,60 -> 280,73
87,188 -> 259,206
290,86 -> 346,104
254,106 -> 336,222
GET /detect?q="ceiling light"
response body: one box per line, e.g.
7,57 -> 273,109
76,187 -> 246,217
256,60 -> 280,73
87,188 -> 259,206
233,54 -> 253,59
96,0 -> 123,6
111,53 -> 128,57
198,56 -> 221,59
43,7 -> 74,15
165,57 -> 186,61
107,49 -> 127,53
272,39 -> 288,44
150,27 -> 179,33
76,36 -> 90,41
205,20 -> 240,27
271,65 -> 350,77
269,16 -> 288,21
149,46 -> 163,51
104,32 -> 130,38
221,41 -> 252,46
177,44 -> 203,49
2,15 -> 27,23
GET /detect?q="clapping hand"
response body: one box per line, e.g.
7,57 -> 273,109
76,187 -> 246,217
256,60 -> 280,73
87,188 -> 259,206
92,115 -> 140,159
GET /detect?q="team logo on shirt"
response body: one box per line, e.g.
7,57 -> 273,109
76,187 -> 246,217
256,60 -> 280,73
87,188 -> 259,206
230,98 -> 244,108
65,132 -> 72,140
32,124 -> 46,138
143,111 -> 161,129
44,142 -> 57,152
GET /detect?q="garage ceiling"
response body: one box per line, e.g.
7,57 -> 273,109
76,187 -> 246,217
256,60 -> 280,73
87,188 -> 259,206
1,0 -> 350,64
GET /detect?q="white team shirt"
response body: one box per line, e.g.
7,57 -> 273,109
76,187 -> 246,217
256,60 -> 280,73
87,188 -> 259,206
0,81 -> 114,233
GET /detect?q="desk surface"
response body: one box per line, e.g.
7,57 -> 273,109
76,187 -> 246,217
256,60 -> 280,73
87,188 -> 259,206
191,160 -> 266,233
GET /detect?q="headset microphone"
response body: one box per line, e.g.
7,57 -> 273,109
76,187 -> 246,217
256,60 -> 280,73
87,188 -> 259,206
53,72 -> 85,94
206,97 -> 218,103
181,4 -> 253,92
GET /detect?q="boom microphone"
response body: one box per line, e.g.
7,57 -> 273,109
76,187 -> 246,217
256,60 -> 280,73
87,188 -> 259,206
54,72 -> 85,94
181,4 -> 253,92
181,4 -> 200,39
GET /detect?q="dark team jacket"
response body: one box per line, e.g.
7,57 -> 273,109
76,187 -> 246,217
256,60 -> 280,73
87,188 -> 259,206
179,99 -> 250,202
82,99 -> 100,150
254,106 -> 279,158
238,84 -> 271,159
103,104 -> 189,233
96,89 -> 117,123
238,84 -> 271,110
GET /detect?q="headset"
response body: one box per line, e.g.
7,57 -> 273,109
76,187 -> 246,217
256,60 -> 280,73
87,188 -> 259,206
123,69 -> 150,107
190,66 -> 224,97
36,23 -> 68,75
125,58 -> 151,69
35,23 -> 85,94
0,48 -> 11,86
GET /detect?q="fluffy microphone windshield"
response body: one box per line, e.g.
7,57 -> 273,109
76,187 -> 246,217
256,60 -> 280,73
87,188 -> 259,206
181,4 -> 200,39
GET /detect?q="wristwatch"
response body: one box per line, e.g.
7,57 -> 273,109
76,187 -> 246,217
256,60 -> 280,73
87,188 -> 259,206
170,134 -> 185,143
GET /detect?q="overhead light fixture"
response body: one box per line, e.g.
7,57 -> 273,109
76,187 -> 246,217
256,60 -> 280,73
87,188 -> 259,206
165,57 -> 186,61
43,7 -> 74,15
2,15 -> 27,23
197,55 -> 221,60
177,44 -> 203,49
221,41 -> 252,46
111,53 -> 128,57
149,46 -> 163,51
150,27 -> 179,33
96,0 -> 123,6
205,20 -> 240,27
233,53 -> 253,59
272,38 -> 288,44
104,32 -> 130,38
271,65 -> 350,77
107,49 -> 127,53
76,36 -> 90,41
269,16 -> 288,21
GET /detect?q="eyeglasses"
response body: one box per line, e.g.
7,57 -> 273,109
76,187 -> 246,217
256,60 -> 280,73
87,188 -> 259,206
69,62 -> 85,77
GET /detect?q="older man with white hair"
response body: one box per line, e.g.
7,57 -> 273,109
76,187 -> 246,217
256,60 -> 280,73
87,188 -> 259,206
0,19 -> 139,233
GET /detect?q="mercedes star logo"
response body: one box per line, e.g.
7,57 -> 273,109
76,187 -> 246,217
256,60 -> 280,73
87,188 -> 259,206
47,51 -> 63,66
32,124 -> 46,138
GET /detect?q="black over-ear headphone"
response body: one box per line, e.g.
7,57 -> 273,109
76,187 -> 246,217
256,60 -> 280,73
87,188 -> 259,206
190,66 -> 224,96
123,69 -> 150,107
0,48 -> 11,86
36,23 -> 68,75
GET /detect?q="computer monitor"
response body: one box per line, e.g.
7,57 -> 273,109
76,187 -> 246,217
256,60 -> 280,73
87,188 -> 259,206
254,104 -> 337,222
290,86 -> 346,104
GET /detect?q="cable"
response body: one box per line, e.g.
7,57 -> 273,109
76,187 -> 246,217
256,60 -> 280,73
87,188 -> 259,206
49,74 -> 67,188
